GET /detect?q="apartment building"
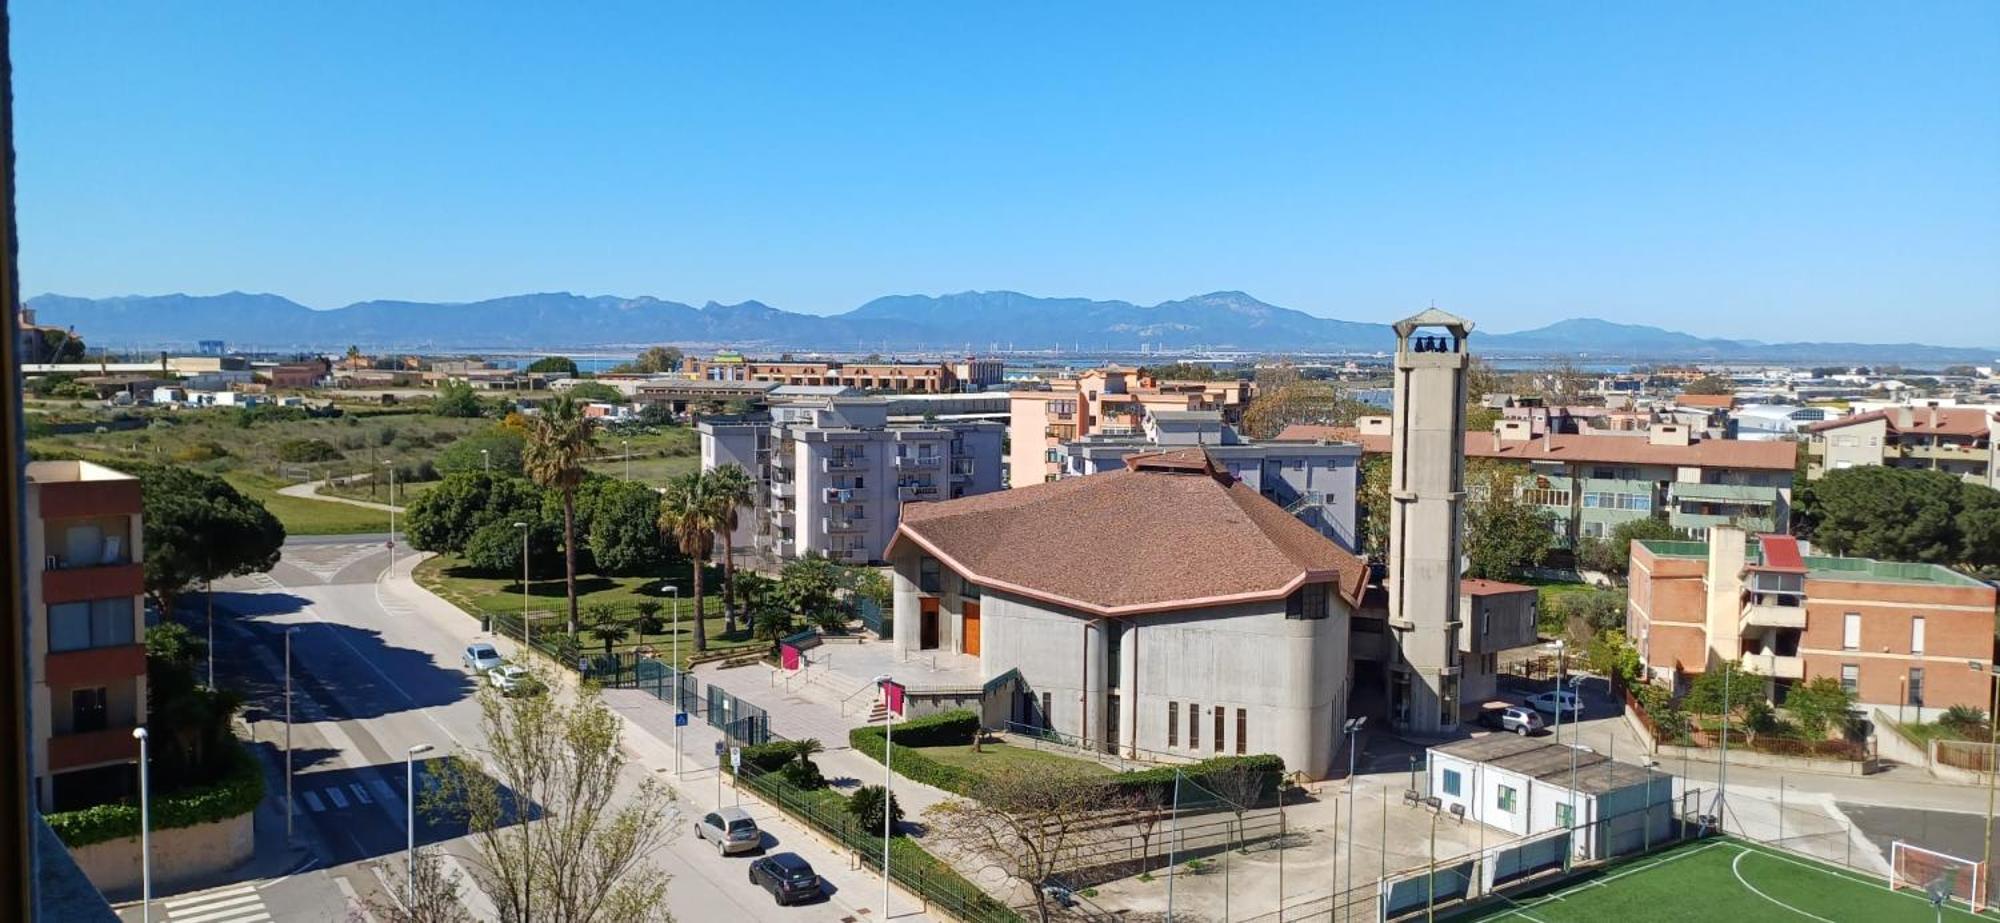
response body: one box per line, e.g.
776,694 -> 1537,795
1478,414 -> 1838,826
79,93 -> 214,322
24,461 -> 148,811
687,353 -> 994,394
1056,408 -> 1362,550
1303,417 -> 1796,545
700,395 -> 1004,564
1805,404 -> 1997,487
1008,367 -> 1253,485
1627,528 -> 1998,716
885,450 -> 1369,778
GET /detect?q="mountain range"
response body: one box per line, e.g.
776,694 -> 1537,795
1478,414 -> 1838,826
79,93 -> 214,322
24,290 -> 1999,364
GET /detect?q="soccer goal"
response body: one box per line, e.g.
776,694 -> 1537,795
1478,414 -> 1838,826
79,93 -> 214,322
1890,840 -> 1987,912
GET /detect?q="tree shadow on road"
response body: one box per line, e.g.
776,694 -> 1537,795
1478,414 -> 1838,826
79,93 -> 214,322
210,590 -> 478,721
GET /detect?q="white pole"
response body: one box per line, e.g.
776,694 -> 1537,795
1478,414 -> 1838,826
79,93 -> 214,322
481,448 -> 490,475
385,460 -> 397,571
515,522 -> 530,649
1166,768 -> 1181,921
284,628 -> 295,843
624,439 -> 631,481
407,743 -> 433,907
134,727 -> 151,923
668,583 -> 683,778
205,576 -> 214,690
877,674 -> 895,918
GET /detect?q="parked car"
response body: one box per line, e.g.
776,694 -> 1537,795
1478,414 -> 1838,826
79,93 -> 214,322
696,806 -> 763,856
1525,690 -> 1584,720
1478,704 -> 1546,736
462,643 -> 504,673
748,852 -> 821,904
487,664 -> 542,696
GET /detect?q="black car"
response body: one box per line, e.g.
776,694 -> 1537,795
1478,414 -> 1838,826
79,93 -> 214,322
748,852 -> 822,905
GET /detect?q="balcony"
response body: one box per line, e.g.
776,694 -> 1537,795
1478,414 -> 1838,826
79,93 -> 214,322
822,517 -> 864,534
1897,443 -> 1991,462
823,455 -> 866,473
41,562 -> 143,606
897,484 -> 941,501
895,455 -> 942,470
45,644 -> 146,687
824,487 -> 856,504
772,479 -> 795,498
1738,652 -> 1804,679
1739,602 -> 1807,632
47,725 -> 139,772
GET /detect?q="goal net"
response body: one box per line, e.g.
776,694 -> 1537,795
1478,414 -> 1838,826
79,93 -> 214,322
1890,841 -> 1987,912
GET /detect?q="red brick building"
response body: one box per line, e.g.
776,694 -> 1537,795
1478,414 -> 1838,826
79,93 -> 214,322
1628,528 -> 1997,716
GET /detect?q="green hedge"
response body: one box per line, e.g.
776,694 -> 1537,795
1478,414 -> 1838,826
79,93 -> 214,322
853,708 -> 980,747
1112,754 -> 1286,805
849,709 -> 984,795
46,744 -> 265,848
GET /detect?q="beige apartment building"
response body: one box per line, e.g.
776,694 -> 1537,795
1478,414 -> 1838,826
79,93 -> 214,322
1627,528 -> 1998,716
687,354 -> 1001,394
25,461 -> 149,811
1805,404 -> 1997,487
1007,367 -> 1252,485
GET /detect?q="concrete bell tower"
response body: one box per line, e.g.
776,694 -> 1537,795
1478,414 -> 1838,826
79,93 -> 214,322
1385,307 -> 1473,735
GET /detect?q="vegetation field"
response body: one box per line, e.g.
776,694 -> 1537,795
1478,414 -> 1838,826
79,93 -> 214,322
1457,838 -> 1985,922
413,553 -> 762,667
223,471 -> 392,536
579,425 -> 700,486
909,742 -> 1114,782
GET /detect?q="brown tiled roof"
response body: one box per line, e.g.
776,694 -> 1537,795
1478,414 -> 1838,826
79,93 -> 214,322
1348,430 -> 1795,471
1461,578 -> 1535,597
1673,393 -> 1736,410
1806,407 -> 1995,438
889,465 -> 1369,617
1274,424 -> 1360,443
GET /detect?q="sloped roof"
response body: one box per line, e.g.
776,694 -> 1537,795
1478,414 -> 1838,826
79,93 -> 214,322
888,463 -> 1369,617
1461,578 -> 1535,597
1273,424 -> 1360,443
1673,393 -> 1736,410
1806,406 -> 1994,438
1346,430 -> 1795,471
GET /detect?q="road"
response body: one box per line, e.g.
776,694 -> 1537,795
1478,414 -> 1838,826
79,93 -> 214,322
121,537 -> 932,922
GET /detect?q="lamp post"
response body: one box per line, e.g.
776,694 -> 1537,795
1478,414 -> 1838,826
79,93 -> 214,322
623,439 -> 631,481
134,727 -> 152,923
284,626 -> 298,843
384,459 -> 397,571
1165,767 -> 1182,922
1341,715 -> 1366,921
874,673 -> 895,918
205,573 -> 215,690
481,447 -> 490,475
1974,660 -> 1999,898
664,582 -> 683,777
407,743 -> 434,907
514,522 -> 530,649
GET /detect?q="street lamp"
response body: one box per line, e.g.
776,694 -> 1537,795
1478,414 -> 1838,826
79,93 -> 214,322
407,743 -> 435,907
1342,715 -> 1366,921
134,727 -> 152,923
480,447 -> 490,475
514,522 -> 531,648
284,627 -> 299,843
1972,660 -> 1999,890
622,439 -> 631,481
384,459 -> 398,571
874,672 -> 896,918
664,582 -> 683,777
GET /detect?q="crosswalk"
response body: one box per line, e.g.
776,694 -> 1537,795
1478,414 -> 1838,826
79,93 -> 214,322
160,884 -> 270,923
296,774 -> 415,827
282,541 -> 388,582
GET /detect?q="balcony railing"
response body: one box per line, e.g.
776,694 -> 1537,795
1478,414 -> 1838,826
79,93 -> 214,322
824,487 -> 856,503
894,455 -> 942,469
822,517 -> 864,533
48,725 -> 139,772
1738,651 -> 1804,679
823,455 -> 866,472
1739,602 -> 1807,633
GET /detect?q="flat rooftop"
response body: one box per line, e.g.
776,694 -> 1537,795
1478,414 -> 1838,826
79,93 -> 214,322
1638,539 -> 1989,588
1431,735 -> 1667,795
25,460 -> 136,484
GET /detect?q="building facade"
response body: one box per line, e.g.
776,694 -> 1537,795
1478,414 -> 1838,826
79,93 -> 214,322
1627,528 -> 1998,716
1806,405 -> 1997,487
688,354 -> 994,394
700,396 -> 1004,564
1427,736 -> 1673,862
1008,367 -> 1253,486
25,461 -> 148,811
885,451 -> 1369,778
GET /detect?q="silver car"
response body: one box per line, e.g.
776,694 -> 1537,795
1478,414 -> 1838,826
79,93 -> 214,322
462,642 -> 503,672
695,806 -> 762,855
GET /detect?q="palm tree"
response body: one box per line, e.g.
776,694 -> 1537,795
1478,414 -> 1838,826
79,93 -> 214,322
523,394 -> 598,637
707,464 -> 755,634
659,472 -> 721,652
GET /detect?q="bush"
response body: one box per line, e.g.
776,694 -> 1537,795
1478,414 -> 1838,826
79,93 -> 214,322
277,438 -> 343,463
734,740 -> 801,774
848,784 -> 905,832
45,743 -> 263,847
1113,754 -> 1286,803
780,759 -> 827,790
849,721 -> 981,795
1941,705 -> 1990,737
170,441 -> 231,463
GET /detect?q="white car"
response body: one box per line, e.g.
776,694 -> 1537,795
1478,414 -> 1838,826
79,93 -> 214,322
1525,690 -> 1584,720
462,643 -> 504,673
487,664 -> 541,696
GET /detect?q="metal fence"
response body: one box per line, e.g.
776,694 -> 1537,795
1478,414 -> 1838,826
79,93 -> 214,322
856,597 -> 890,639
1934,738 -> 1998,773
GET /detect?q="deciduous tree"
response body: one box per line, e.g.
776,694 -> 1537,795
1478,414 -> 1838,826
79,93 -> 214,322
1463,462 -> 1556,580
926,765 -> 1135,923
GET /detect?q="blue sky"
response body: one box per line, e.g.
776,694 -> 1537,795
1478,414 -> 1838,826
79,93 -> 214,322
13,3 -> 1999,342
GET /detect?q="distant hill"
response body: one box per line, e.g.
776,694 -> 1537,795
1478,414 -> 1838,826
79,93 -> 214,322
25,290 -> 2000,364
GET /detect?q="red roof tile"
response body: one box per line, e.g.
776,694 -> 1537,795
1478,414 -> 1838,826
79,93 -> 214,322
1806,407 -> 1995,438
1755,534 -> 1806,573
1461,578 -> 1536,596
1274,424 -> 1360,443
1349,430 -> 1795,471
889,464 -> 1369,617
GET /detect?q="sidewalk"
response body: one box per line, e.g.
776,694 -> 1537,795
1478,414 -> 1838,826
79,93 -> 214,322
277,478 -> 403,512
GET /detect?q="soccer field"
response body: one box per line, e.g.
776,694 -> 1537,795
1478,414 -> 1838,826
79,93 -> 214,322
1459,838 -> 1992,922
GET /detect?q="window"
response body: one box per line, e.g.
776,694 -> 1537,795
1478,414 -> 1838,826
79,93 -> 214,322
1213,706 -> 1225,753
70,687 -> 109,734
1236,708 -> 1247,755
960,577 -> 981,601
1189,702 -> 1200,750
1911,616 -> 1925,655
48,598 -> 135,653
1041,692 -> 1053,731
919,556 -> 942,594
1442,768 -> 1462,797
1842,613 -> 1861,651
1497,785 -> 1518,813
1439,674 -> 1460,727
1555,802 -> 1574,828
1286,583 -> 1329,620
1909,668 -> 1925,707
1840,664 -> 1859,695
1168,703 -> 1179,747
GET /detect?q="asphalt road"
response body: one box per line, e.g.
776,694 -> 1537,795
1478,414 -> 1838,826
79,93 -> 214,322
121,537 -> 911,922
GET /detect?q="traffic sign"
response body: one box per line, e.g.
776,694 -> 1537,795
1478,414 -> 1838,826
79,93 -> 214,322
729,747 -> 742,770
674,712 -> 689,727
713,741 -> 725,757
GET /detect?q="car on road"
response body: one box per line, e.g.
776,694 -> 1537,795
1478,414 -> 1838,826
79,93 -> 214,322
696,806 -> 763,856
1525,690 -> 1584,720
462,642 -> 503,673
487,664 -> 542,696
748,852 -> 822,905
1477,704 -> 1546,736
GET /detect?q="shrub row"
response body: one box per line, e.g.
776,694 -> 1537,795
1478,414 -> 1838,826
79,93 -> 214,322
1111,753 -> 1287,804
46,744 -> 264,848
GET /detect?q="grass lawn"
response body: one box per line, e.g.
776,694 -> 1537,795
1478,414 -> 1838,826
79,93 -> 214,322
1456,838 -> 1985,922
910,741 -> 1114,781
582,425 -> 700,486
224,471 -> 396,536
319,477 -> 439,506
413,553 -> 763,667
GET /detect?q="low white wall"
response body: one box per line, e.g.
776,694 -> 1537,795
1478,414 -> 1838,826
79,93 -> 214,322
70,811 -> 254,896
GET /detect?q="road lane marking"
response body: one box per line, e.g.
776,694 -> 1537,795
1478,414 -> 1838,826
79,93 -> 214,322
303,790 -> 325,813
369,779 -> 399,808
164,886 -> 255,908
350,782 -> 372,804
325,786 -> 350,809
